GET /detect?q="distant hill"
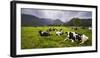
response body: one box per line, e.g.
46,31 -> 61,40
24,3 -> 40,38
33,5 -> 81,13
21,14 -> 41,26
53,19 -> 64,25
21,14 -> 64,26
65,18 -> 92,27
40,18 -> 54,25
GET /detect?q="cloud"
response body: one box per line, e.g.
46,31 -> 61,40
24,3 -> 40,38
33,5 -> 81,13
21,8 -> 92,22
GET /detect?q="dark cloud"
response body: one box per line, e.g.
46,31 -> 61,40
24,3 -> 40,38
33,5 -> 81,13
21,8 -> 92,22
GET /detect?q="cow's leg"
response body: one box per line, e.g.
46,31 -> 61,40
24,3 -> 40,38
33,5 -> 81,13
80,39 -> 85,44
64,37 -> 69,41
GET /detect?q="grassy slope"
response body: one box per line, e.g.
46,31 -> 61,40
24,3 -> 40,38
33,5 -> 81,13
21,26 -> 92,49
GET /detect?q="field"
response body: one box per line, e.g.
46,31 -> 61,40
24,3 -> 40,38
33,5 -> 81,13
21,26 -> 92,49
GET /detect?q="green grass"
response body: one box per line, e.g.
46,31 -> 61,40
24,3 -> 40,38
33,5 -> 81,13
21,26 -> 92,49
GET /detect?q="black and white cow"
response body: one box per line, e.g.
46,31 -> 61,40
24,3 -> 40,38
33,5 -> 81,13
39,30 -> 50,36
56,29 -> 64,36
65,31 -> 88,44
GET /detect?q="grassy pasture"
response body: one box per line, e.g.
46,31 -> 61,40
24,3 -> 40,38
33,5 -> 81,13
21,26 -> 92,49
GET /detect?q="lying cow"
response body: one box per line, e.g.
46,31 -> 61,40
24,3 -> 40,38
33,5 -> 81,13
80,34 -> 88,44
65,31 -> 88,44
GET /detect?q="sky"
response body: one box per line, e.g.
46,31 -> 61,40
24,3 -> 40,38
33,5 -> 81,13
21,8 -> 92,22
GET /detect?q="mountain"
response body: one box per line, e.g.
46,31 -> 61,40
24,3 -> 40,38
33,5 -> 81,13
80,19 -> 92,26
21,14 -> 45,26
21,14 -> 64,26
65,18 -> 92,26
21,14 -> 91,27
40,18 -> 54,25
53,19 -> 64,25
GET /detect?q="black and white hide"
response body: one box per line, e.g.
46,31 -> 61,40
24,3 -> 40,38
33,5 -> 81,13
69,32 -> 76,42
64,32 -> 76,42
75,34 -> 82,41
65,32 -> 88,44
39,30 -> 50,36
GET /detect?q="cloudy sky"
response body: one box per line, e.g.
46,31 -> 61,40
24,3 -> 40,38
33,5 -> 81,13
21,8 -> 92,22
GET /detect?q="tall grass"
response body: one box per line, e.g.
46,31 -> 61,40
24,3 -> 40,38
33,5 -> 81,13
21,26 -> 92,49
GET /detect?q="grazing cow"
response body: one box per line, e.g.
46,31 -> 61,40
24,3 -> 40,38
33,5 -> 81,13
48,27 -> 57,31
72,27 -> 78,30
56,31 -> 63,36
60,29 -> 64,34
56,29 -> 64,36
38,30 -> 50,36
48,27 -> 52,31
74,28 -> 78,30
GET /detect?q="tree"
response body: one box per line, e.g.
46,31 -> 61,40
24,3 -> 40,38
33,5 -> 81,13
72,18 -> 81,27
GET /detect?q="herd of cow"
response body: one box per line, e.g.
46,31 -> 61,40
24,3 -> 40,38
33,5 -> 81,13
38,27 -> 89,44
